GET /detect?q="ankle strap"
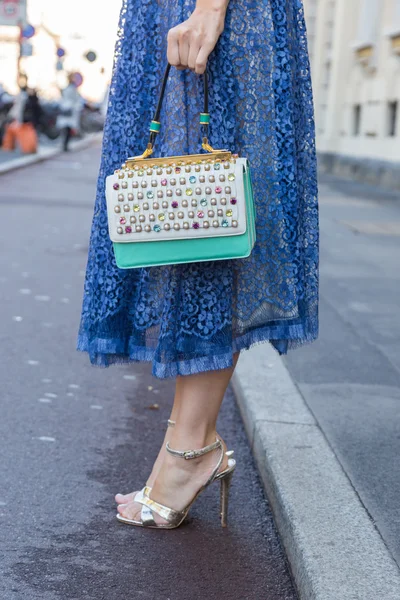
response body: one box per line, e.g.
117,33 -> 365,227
166,438 -> 221,460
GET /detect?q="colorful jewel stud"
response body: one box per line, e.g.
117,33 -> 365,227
125,226 -> 132,233
228,173 -> 235,181
200,198 -> 207,206
113,183 -> 120,190
226,209 -> 233,217
154,224 -> 161,232
189,176 -> 196,184
161,179 -> 167,186
186,188 -> 193,196
192,222 -> 200,229
215,186 -> 222,194
230,197 -> 237,205
171,201 -> 179,208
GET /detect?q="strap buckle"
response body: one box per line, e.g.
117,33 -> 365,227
183,450 -> 196,460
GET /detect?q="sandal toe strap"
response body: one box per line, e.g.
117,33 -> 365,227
136,486 -> 184,525
140,504 -> 156,527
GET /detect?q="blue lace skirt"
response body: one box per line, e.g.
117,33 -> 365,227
77,0 -> 319,378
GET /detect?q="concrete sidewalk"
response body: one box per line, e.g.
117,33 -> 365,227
232,173 -> 400,599
233,345 -> 400,600
0,132 -> 102,175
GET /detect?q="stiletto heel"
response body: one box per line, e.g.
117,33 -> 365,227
220,470 -> 234,528
117,437 -> 236,529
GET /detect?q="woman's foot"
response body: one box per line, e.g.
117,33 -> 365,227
117,433 -> 229,526
114,421 -> 175,505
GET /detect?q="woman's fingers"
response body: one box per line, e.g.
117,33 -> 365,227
166,27 -> 181,67
194,40 -> 214,74
167,6 -> 226,73
187,34 -> 202,71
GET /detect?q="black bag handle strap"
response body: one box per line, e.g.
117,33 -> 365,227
141,63 -> 212,159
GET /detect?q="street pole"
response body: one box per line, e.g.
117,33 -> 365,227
17,19 -> 22,85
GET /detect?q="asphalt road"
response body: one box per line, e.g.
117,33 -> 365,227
0,145 -> 297,600
284,172 -> 400,566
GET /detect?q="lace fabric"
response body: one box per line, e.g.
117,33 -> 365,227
77,0 -> 319,378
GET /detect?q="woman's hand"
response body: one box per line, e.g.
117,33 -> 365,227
167,0 -> 229,74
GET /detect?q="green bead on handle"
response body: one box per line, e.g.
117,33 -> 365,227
149,120 -> 161,133
200,112 -> 210,125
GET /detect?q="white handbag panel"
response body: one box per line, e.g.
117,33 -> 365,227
106,157 -> 248,243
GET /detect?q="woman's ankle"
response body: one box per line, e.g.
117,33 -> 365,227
168,427 -> 219,452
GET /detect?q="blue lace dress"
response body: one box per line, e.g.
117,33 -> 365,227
77,0 -> 319,378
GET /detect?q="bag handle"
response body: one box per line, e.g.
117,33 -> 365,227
139,63 -> 213,160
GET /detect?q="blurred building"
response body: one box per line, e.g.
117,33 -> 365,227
303,0 -> 400,189
0,0 -> 120,101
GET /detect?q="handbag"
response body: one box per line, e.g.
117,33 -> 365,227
105,64 -> 256,269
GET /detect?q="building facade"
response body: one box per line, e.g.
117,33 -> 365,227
303,0 -> 400,187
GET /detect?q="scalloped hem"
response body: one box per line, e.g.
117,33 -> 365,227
77,320 -> 318,379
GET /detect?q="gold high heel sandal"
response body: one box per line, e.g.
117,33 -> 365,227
116,419 -> 233,503
116,437 -> 236,529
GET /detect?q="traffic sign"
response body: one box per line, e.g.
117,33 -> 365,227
85,50 -> 97,63
0,0 -> 27,26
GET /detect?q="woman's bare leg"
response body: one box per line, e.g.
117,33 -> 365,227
115,383 -> 184,503
117,352 -> 240,523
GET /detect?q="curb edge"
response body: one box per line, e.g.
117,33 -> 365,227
232,344 -> 400,600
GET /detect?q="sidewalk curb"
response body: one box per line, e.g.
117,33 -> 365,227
0,132 -> 103,176
232,344 -> 400,600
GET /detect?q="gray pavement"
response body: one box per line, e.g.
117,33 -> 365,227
284,173 -> 400,565
231,172 -> 400,599
0,145 -> 297,600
